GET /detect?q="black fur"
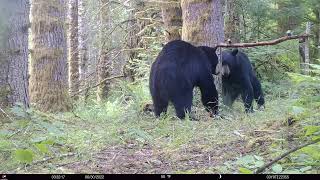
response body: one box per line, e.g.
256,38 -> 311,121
149,40 -> 219,119
222,49 -> 265,112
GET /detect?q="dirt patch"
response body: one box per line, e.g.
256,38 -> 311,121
63,140 -> 250,174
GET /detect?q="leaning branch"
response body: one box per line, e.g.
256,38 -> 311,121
255,138 -> 320,174
217,34 -> 310,48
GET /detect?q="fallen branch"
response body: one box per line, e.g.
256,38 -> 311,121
71,75 -> 125,98
217,34 -> 310,48
255,138 -> 320,174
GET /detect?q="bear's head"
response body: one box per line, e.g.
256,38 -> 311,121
221,49 -> 239,78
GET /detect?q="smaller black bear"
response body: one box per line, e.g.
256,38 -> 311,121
221,49 -> 265,112
149,40 -> 219,119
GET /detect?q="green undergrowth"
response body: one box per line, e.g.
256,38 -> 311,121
0,74 -> 319,174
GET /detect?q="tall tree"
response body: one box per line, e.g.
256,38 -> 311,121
78,0 -> 89,97
0,0 -> 30,108
225,0 -> 240,43
161,0 -> 182,42
29,0 -> 71,112
97,0 -> 111,101
68,0 -> 80,99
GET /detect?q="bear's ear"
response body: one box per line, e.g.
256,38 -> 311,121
231,49 -> 238,56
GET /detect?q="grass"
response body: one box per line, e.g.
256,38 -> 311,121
0,77 -> 319,174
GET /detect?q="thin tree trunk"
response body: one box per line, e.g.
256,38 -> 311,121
97,0 -> 111,101
78,0 -> 89,99
30,0 -> 71,112
0,0 -> 30,108
161,0 -> 182,42
303,22 -> 311,75
68,0 -> 80,99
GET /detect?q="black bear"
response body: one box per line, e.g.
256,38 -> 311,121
221,49 -> 265,112
149,40 -> 219,119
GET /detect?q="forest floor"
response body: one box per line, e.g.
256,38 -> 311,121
1,75 -> 320,174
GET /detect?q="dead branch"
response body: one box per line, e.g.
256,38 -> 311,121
217,34 -> 310,48
71,75 -> 125,98
255,138 -> 320,174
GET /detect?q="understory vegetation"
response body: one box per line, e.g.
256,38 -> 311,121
1,55 -> 319,173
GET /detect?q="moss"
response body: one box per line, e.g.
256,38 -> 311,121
29,0 -> 71,113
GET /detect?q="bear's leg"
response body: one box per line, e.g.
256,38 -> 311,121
241,78 -> 254,113
153,96 -> 169,117
251,75 -> 265,109
171,90 -> 193,119
199,76 -> 219,115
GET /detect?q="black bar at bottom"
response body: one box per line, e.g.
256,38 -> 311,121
1,174 -> 319,180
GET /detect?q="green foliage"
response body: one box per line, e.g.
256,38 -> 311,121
14,149 -> 34,164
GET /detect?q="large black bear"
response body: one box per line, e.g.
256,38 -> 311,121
149,40 -> 219,119
221,49 -> 265,112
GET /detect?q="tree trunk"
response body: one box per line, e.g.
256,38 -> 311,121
181,0 -> 224,47
304,22 -> 311,75
78,0 -> 89,99
181,0 -> 225,93
29,0 -> 71,112
225,0 -> 240,43
0,0 -> 30,108
68,0 -> 80,99
124,0 -> 145,82
161,0 -> 182,42
97,0 -> 111,101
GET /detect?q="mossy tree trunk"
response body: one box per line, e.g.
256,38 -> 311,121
181,0 -> 224,47
0,0 -> 30,108
29,0 -> 71,112
181,0 -> 224,92
68,0 -> 80,99
97,0 -> 111,101
124,0 -> 146,82
161,0 -> 182,42
78,0 -> 89,98
225,0 -> 240,43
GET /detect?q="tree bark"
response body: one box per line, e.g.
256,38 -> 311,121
78,0 -> 89,98
97,0 -> 111,101
181,0 -> 224,47
161,0 -> 182,42
29,0 -> 71,112
68,0 -> 80,100
0,0 -> 30,108
225,0 -> 240,43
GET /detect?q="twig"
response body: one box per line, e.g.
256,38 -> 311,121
217,34 -> 310,48
255,138 -> 320,174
